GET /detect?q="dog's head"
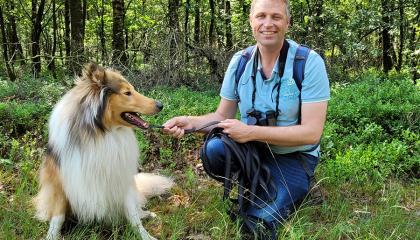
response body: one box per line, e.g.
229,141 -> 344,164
77,63 -> 163,131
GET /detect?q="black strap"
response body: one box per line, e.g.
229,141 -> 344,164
294,149 -> 325,205
148,121 -> 220,134
183,120 -> 220,134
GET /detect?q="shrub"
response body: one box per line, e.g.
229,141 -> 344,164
328,72 -> 419,134
321,71 -> 419,183
321,139 -> 416,184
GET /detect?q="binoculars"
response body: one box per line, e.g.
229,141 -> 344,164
246,108 -> 277,126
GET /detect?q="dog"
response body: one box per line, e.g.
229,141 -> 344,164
34,63 -> 173,240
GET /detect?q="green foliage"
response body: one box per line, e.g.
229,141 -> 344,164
0,78 -> 65,139
328,71 -> 419,134
321,71 -> 419,185
0,101 -> 49,136
321,139 -> 417,184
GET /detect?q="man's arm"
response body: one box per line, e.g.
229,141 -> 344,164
163,98 -> 237,138
217,101 -> 328,145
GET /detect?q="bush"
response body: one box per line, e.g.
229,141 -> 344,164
0,101 -> 50,137
321,71 -> 419,184
328,71 -> 419,134
321,139 -> 418,184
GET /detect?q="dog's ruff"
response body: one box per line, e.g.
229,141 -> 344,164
34,63 -> 173,240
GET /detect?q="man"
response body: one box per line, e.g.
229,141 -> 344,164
164,0 -> 330,238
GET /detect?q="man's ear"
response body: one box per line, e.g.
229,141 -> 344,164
82,63 -> 106,85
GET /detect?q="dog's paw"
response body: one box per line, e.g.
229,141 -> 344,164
44,233 -> 60,240
140,210 -> 157,219
139,232 -> 157,240
149,212 -> 157,218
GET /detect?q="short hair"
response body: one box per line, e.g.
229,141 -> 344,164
250,0 -> 291,18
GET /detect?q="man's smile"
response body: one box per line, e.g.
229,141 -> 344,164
260,31 -> 277,35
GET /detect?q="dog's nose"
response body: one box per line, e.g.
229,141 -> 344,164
156,101 -> 163,111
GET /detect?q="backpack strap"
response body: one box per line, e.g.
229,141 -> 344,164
293,45 -> 311,124
234,45 -> 255,102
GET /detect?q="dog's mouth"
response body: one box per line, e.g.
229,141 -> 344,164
121,112 -> 149,129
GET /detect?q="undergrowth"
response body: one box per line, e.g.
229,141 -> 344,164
0,71 -> 418,239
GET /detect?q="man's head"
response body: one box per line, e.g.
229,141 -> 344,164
249,0 -> 290,50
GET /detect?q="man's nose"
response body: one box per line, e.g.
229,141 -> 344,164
263,18 -> 274,27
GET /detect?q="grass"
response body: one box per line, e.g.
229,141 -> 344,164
0,72 -> 419,239
1,162 -> 418,239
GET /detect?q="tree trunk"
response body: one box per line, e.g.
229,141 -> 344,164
184,0 -> 190,60
70,0 -> 84,73
47,0 -> 57,77
100,0 -> 106,61
194,0 -> 200,44
225,1 -> 232,50
208,0 -> 215,45
0,6 -> 16,81
239,0 -> 249,40
125,0 -> 134,54
64,0 -> 71,58
82,0 -> 87,40
396,0 -> 404,72
216,0 -> 224,48
381,0 -> 393,73
6,1 -> 24,64
112,0 -> 127,66
409,11 -> 419,83
168,0 -> 179,58
140,0 -> 151,63
313,0 -> 325,58
31,0 -> 46,77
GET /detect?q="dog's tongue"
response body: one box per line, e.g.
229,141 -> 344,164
124,112 -> 149,129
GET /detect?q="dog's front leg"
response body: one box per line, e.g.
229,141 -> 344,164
125,193 -> 157,240
45,215 -> 65,240
126,207 -> 157,240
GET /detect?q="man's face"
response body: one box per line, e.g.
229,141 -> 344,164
249,0 -> 289,49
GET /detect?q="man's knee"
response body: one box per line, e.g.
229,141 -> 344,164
200,137 -> 226,179
204,137 -> 225,160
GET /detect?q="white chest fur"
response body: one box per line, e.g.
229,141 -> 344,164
50,117 -> 140,222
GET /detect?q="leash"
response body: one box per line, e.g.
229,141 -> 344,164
149,120 -> 220,134
200,128 -> 277,239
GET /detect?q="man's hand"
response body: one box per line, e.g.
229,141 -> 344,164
217,119 -> 255,143
163,116 -> 192,138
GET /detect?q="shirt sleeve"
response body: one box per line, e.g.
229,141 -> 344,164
301,52 -> 330,103
220,52 -> 242,101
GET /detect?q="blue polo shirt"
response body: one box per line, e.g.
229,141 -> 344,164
220,39 -> 330,157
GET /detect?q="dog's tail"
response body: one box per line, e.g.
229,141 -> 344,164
134,173 -> 174,198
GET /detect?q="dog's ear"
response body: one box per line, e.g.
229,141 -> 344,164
82,63 -> 106,85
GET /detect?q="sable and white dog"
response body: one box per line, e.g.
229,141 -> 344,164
34,63 -> 173,240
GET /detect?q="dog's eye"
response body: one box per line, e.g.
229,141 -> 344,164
124,91 -> 132,96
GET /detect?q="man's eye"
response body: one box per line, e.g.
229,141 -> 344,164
124,91 -> 132,96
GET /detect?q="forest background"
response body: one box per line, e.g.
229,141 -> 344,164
0,0 -> 418,239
